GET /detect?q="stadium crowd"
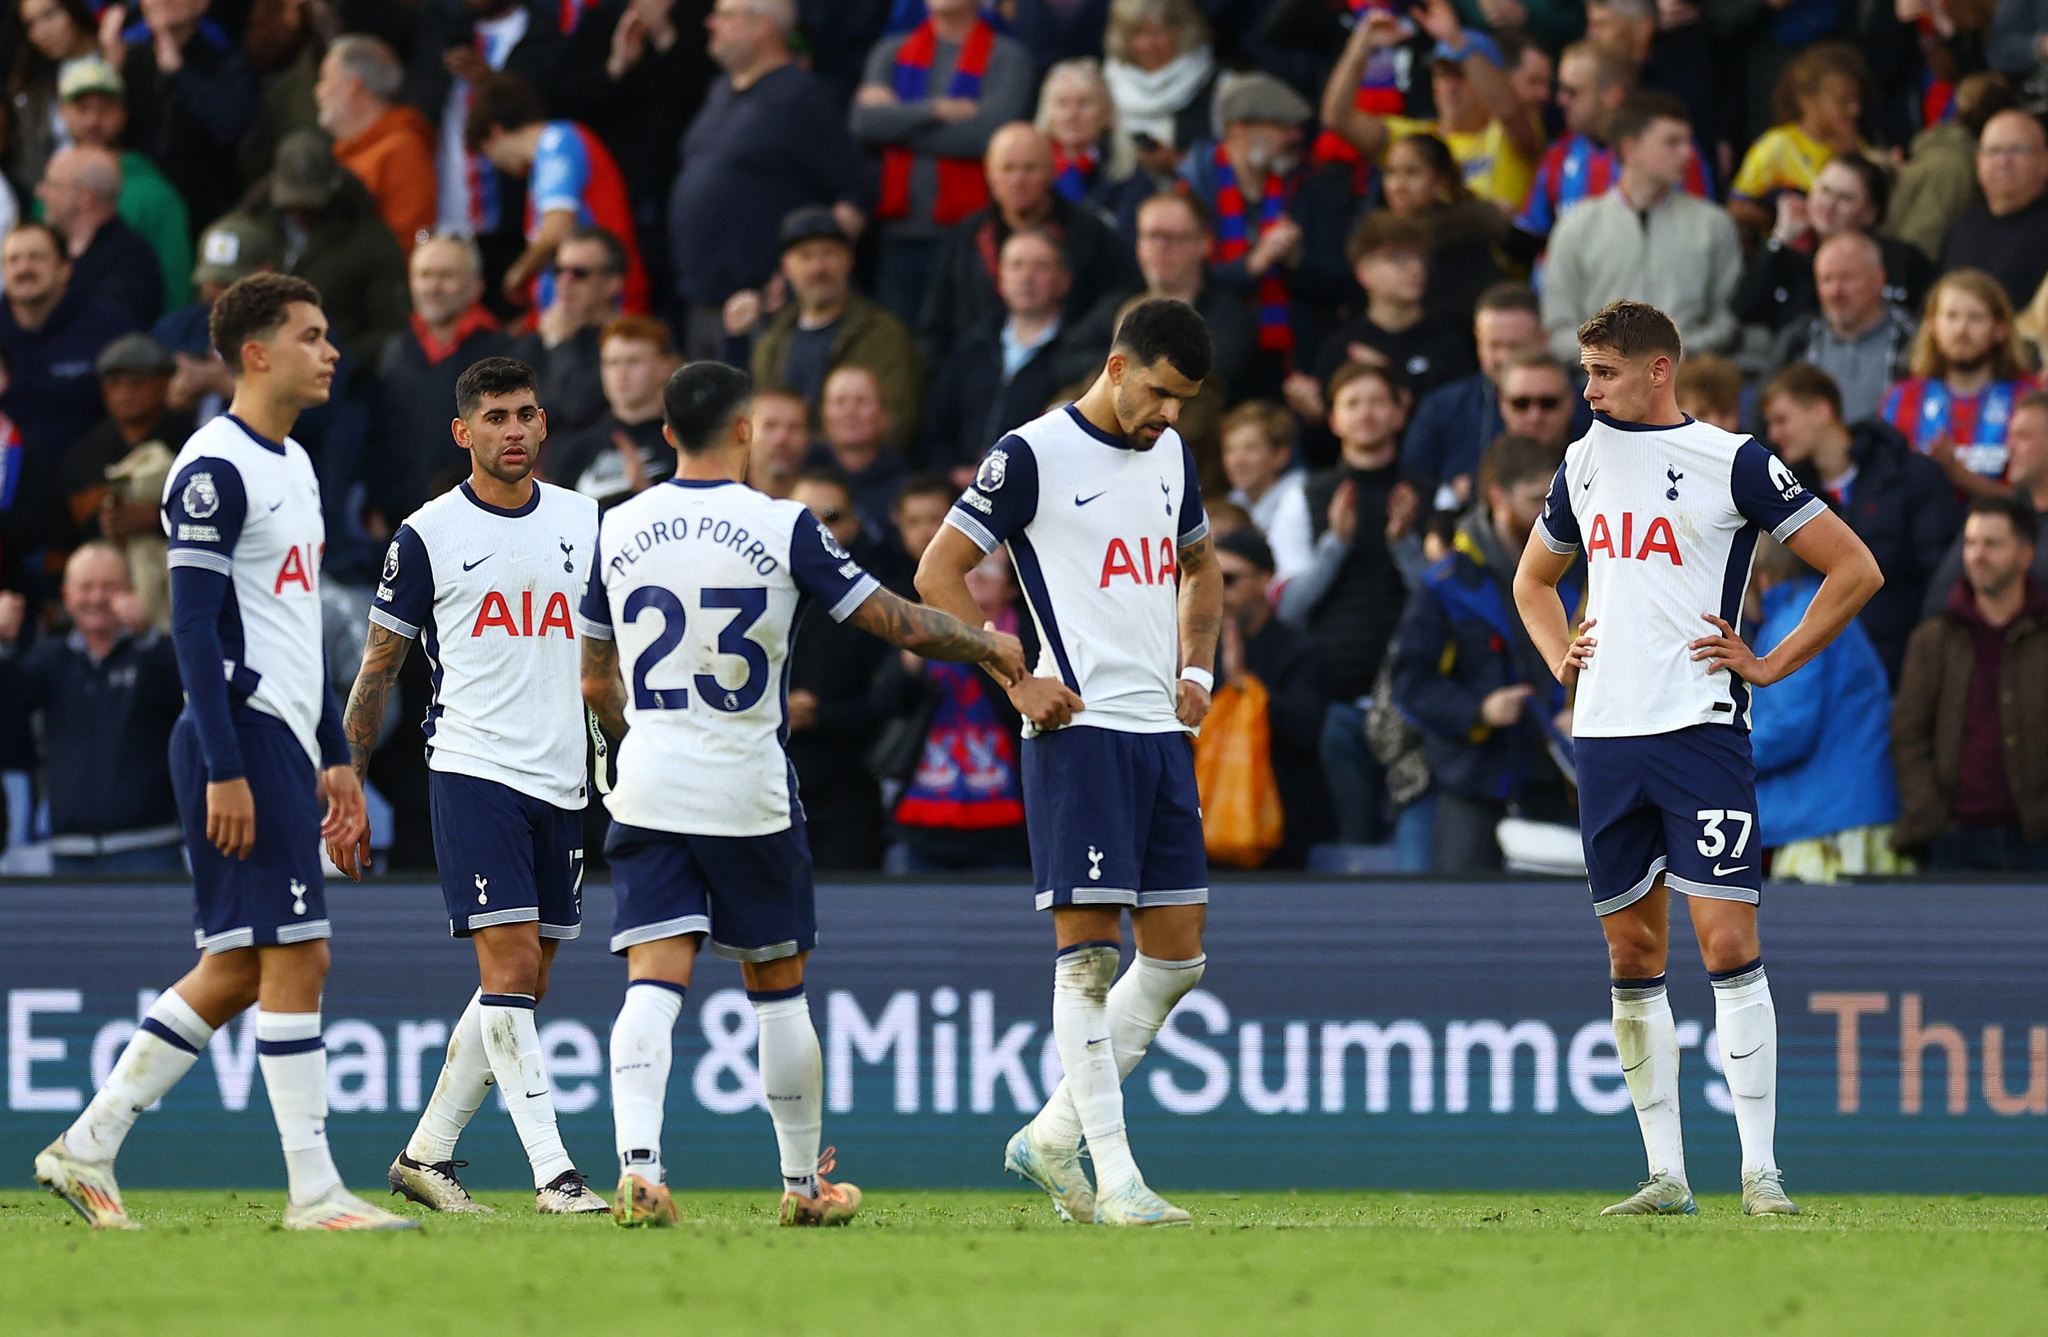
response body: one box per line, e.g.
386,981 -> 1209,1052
0,0 -> 2044,882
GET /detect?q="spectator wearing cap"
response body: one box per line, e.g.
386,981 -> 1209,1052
109,0 -> 258,232
1940,110 -> 2048,311
749,206 -> 922,450
916,121 -> 1136,371
314,34 -> 437,256
1766,231 -> 1917,426
53,56 -> 191,312
922,228 -> 1082,485
0,221 -> 139,460
1211,525 -> 1333,868
246,130 -> 410,365
0,545 -> 185,874
465,71 -> 651,318
507,224 -> 628,435
61,333 -> 192,556
854,0 -> 1036,327
670,0 -> 874,360
151,211 -> 281,424
545,314 -> 681,506
37,145 -> 161,325
366,232 -> 513,530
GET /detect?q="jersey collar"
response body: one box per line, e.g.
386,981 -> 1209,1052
459,479 -> 540,516
667,478 -> 739,489
1593,411 -> 1694,432
1063,404 -> 1135,450
225,414 -> 288,456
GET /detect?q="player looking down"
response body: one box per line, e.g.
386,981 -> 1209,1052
340,356 -> 609,1215
581,362 -> 1025,1228
34,275 -> 413,1232
917,298 -> 1223,1227
1513,300 -> 1881,1218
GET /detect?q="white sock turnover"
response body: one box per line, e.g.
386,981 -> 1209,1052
1712,959 -> 1778,1176
752,988 -> 823,1197
479,993 -> 575,1188
610,981 -> 684,1184
1611,976 -> 1687,1185
256,1010 -> 342,1206
1051,942 -> 1139,1192
64,990 -> 214,1163
408,991 -> 491,1165
1032,953 -> 1206,1149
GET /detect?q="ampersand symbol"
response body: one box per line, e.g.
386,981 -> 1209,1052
691,989 -> 765,1113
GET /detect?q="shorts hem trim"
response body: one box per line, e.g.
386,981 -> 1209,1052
1593,857 -> 1666,917
709,937 -> 804,963
1137,887 -> 1209,906
610,915 -> 710,954
459,907 -> 541,933
196,926 -> 255,953
538,922 -> 582,940
1665,872 -> 1760,905
1034,886 -> 1139,910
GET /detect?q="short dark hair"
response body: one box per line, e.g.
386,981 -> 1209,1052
1610,89 -> 1691,149
1345,211 -> 1433,268
1475,281 -> 1540,319
1824,152 -> 1890,221
1577,300 -> 1682,362
1141,189 -> 1213,235
1479,433 -> 1560,496
209,273 -> 323,374
4,220 -> 64,260
463,72 -> 548,151
1112,298 -> 1212,383
1761,363 -> 1843,421
663,361 -> 753,455
893,473 -> 955,511
1327,358 -> 1406,406
797,465 -> 853,502
1213,525 -> 1275,574
1967,493 -> 2039,547
561,224 -> 628,277
455,356 -> 538,417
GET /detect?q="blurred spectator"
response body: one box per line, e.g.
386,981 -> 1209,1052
1303,212 -> 1474,412
883,473 -> 954,593
7,0 -> 98,190
545,314 -> 680,505
1747,535 -> 1904,883
1319,0 -> 1544,213
922,228 -> 1078,482
110,0 -> 258,232
0,342 -> 63,595
1736,155 -> 1933,332
1582,0 -> 1722,165
1988,0 -> 2048,74
1891,495 -> 2048,870
787,467 -> 891,868
917,122 -> 1133,369
38,145 -> 162,325
1034,57 -> 1136,214
671,0 -> 873,359
853,0 -> 1035,325
1921,390 -> 2048,616
746,387 -> 808,500
1101,0 -> 1215,163
53,56 -> 191,311
1880,268 -> 2036,500
1404,283 -> 1562,508
1885,72 -> 2013,262
466,72 -> 650,317
1220,399 -> 1310,576
1278,362 -> 1422,844
1726,44 -> 1867,241
750,206 -> 921,449
367,232 -> 512,530
1763,363 -> 1962,682
1391,433 -> 1577,871
1767,231 -> 1917,426
1940,109 -> 2048,310
507,225 -> 626,434
1211,526 -> 1332,868
814,364 -> 908,535
61,334 -> 191,569
1544,91 -> 1740,361
1495,351 -> 1576,457
0,220 -> 139,458
0,544 -> 184,873
315,34 -> 437,255
1368,133 -> 1505,337
151,212 -> 277,426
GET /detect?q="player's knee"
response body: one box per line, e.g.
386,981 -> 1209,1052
1053,942 -> 1119,1004
1605,931 -> 1663,980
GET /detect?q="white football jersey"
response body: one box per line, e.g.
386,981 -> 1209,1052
1535,413 -> 1826,737
579,478 -> 881,837
370,480 -> 600,807
944,405 -> 1207,735
161,415 -> 329,765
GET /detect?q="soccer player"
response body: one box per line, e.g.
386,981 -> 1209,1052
337,356 -> 609,1215
581,362 -> 1025,1228
1513,300 -> 1882,1217
32,275 -> 414,1231
916,298 -> 1223,1227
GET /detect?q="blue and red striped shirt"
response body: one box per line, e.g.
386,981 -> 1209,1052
1881,376 -> 2037,481
1515,132 -> 1714,240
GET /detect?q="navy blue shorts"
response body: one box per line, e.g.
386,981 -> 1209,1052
171,706 -> 327,954
1575,723 -> 1763,916
429,771 -> 586,939
1021,725 -> 1209,913
604,820 -> 815,961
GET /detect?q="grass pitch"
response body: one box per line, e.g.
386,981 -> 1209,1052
2,1188 -> 2042,1335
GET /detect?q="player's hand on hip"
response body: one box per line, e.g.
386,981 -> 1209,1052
205,778 -> 256,860
317,765 -> 369,871
1175,677 -> 1212,728
1556,617 -> 1597,687
1690,614 -> 1777,685
983,623 -> 1027,686
1008,675 -> 1084,730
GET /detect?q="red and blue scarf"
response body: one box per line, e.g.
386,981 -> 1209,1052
877,18 -> 995,225
0,414 -> 20,513
1209,148 -> 1293,358
1051,143 -> 1097,203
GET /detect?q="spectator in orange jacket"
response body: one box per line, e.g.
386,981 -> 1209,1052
315,34 -> 436,256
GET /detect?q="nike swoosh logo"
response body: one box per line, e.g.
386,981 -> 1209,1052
1713,863 -> 1749,876
462,555 -> 494,571
1075,491 -> 1107,506
268,500 -> 284,511
1728,1046 -> 1764,1061
1622,1058 -> 1648,1073
523,1090 -> 548,1099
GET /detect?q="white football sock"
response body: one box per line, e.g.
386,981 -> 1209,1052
479,993 -> 575,1188
408,991 -> 492,1165
1611,976 -> 1686,1184
1052,942 -> 1140,1191
256,1010 -> 342,1206
752,989 -> 823,1197
1712,960 -> 1778,1176
1032,953 -> 1206,1149
610,981 -> 684,1184
64,990 -> 215,1162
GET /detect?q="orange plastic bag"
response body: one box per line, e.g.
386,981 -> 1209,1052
1192,673 -> 1285,868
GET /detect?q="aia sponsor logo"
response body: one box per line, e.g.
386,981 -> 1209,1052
472,590 -> 576,637
1099,536 -> 1178,588
1585,513 -> 1682,565
272,543 -> 322,593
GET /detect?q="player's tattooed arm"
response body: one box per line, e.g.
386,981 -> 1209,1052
1175,533 -> 1223,727
343,622 -> 412,779
581,637 -> 629,739
846,588 -> 1028,682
